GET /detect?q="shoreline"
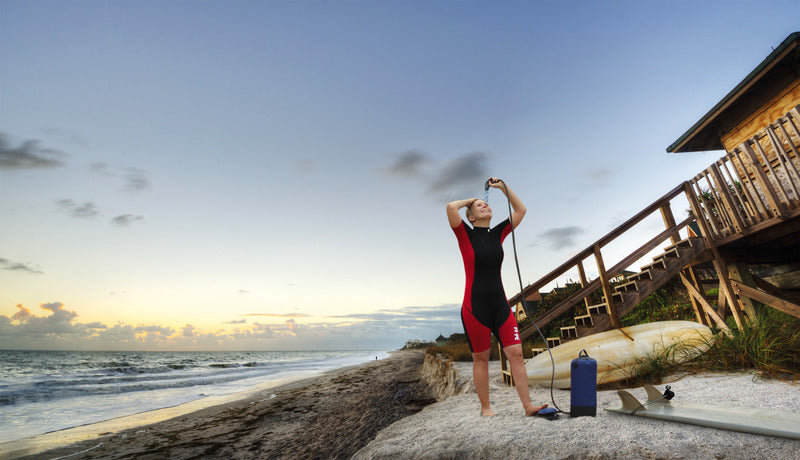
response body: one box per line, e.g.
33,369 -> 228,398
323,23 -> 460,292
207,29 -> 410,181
1,372 -> 327,459
0,349 -> 390,446
3,350 -> 432,460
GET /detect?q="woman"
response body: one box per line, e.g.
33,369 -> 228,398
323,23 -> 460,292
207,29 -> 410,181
446,177 -> 547,417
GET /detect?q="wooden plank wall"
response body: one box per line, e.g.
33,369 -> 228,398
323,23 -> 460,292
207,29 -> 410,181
721,78 -> 800,152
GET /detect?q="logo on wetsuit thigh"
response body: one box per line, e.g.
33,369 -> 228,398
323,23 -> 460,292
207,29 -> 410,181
513,326 -> 519,341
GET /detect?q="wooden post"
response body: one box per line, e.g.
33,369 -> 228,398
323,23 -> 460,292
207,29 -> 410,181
717,285 -> 728,318
680,268 -> 709,326
752,135 -> 793,208
773,118 -> 800,185
499,343 -> 513,386
718,158 -> 754,227
577,261 -> 591,313
742,141 -> 784,218
679,272 -> 731,332
659,203 -> 681,244
594,244 -> 620,329
730,281 -> 800,320
703,171 -> 731,232
683,182 -> 746,329
731,149 -> 769,222
709,163 -> 745,233
754,276 -> 800,306
690,179 -> 721,238
727,263 -> 760,324
765,126 -> 800,204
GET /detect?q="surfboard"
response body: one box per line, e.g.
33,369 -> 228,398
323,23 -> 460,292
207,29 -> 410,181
526,321 -> 713,389
606,384 -> 800,439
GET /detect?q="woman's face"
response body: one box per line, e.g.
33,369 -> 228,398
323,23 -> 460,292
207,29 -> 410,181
469,200 -> 492,222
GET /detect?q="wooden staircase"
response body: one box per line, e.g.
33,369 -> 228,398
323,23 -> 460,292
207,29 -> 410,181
533,237 -> 707,353
498,180 -> 718,385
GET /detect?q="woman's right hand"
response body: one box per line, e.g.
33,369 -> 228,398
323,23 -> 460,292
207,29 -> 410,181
446,198 -> 477,228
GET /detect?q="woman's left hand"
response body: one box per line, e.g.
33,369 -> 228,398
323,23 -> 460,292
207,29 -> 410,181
487,177 -> 504,189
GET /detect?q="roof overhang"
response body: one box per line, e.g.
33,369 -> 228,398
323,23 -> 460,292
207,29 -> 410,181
667,32 -> 800,153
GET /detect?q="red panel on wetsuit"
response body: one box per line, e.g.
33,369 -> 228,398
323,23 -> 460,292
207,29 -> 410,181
452,219 -> 519,353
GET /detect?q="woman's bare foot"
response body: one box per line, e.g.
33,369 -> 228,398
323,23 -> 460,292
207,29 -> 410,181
525,404 -> 548,416
480,407 -> 496,417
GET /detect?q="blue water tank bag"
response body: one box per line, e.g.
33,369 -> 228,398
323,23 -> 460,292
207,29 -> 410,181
570,349 -> 597,417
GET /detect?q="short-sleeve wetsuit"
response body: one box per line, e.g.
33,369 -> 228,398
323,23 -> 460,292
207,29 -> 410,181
452,218 -> 521,353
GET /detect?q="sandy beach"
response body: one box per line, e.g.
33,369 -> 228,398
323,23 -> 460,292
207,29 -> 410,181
5,351 -> 800,460
355,361 -> 800,460
3,350 -> 435,460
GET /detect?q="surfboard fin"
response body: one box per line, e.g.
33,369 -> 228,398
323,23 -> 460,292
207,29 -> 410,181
644,384 -> 674,404
617,390 -> 643,412
645,384 -> 666,404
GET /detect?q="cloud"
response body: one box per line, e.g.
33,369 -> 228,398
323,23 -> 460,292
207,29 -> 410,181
90,162 -> 111,174
332,304 -> 460,324
182,324 -> 196,337
8,302 -> 79,334
0,301 -> 463,351
56,202 -> 143,226
0,258 -> 44,275
537,226 -> 585,250
57,199 -> 100,218
427,152 -> 488,195
134,325 -> 175,335
243,312 -> 310,318
41,128 -> 88,147
0,133 -> 66,170
124,168 -> 150,191
73,202 -> 99,218
88,163 -> 151,192
382,150 -> 490,201
238,289 -> 249,295
111,214 -> 144,226
382,150 -> 429,178
11,304 -> 33,322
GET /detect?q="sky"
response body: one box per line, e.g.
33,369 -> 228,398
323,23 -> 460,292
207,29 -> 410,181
1,0 -> 798,351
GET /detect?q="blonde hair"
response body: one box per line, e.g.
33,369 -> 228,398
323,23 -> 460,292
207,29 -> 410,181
465,200 -> 480,221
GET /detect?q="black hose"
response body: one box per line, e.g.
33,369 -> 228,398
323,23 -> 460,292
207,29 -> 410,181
497,179 -> 566,414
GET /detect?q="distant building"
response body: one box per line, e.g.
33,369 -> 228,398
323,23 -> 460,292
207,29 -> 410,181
403,339 -> 434,349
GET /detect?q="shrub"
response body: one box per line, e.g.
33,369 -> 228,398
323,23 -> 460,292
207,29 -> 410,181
426,338 -> 541,362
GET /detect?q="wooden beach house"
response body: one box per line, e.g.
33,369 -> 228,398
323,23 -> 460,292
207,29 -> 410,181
502,32 -> 800,385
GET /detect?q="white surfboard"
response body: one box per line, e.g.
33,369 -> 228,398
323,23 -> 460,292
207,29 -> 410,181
606,384 -> 800,439
526,321 -> 713,389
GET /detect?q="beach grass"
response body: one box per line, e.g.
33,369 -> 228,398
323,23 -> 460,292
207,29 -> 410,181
689,307 -> 800,379
425,341 -> 540,361
618,307 -> 800,386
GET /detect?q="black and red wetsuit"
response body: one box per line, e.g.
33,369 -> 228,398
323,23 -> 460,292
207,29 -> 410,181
452,218 -> 521,353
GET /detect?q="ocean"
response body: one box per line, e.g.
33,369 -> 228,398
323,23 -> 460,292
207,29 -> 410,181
0,349 -> 389,444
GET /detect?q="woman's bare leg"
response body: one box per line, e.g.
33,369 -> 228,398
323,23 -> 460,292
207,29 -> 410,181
504,344 -> 547,416
472,349 -> 494,416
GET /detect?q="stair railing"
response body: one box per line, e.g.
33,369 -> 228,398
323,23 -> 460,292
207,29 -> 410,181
513,183 -> 695,341
514,107 -> 800,342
